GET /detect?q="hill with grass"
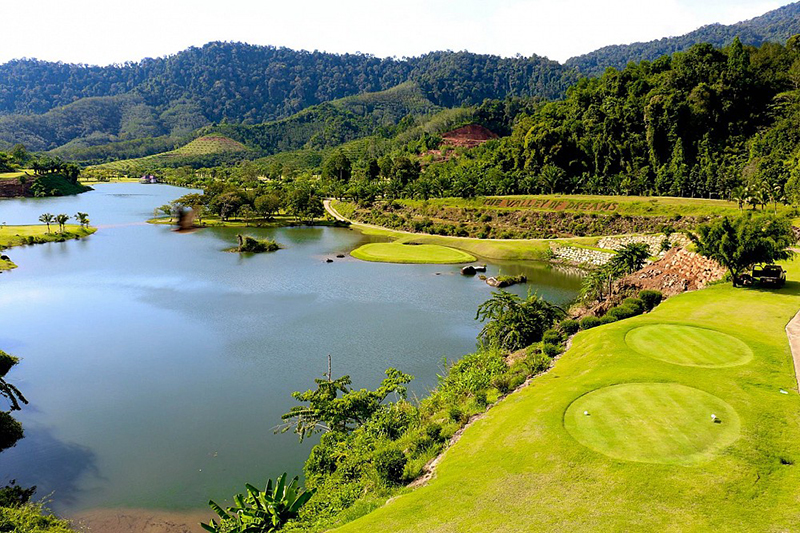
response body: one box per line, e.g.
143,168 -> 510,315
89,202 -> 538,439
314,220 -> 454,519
567,1 -> 800,75
101,135 -> 249,170
331,259 -> 800,532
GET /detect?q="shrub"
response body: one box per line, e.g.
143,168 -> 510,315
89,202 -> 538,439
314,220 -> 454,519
606,305 -> 639,321
558,319 -> 580,335
525,352 -> 552,374
621,297 -> 645,314
508,373 -> 526,390
422,422 -> 443,443
638,290 -> 663,311
579,316 -> 602,330
492,374 -> 511,393
542,343 -> 561,358
374,448 -> 407,485
542,329 -> 563,345
448,405 -> 465,423
599,314 -> 618,324
473,390 -> 488,408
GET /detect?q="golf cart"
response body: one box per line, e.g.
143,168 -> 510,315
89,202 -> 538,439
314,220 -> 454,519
751,264 -> 786,287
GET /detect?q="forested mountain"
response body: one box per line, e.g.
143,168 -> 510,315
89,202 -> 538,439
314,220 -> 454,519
567,1 -> 800,75
0,44 -> 573,151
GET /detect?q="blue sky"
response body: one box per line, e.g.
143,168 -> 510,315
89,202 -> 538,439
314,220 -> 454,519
1,0 -> 791,65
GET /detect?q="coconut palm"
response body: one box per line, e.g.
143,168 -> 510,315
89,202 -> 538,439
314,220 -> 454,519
75,212 -> 89,227
55,214 -> 69,233
38,213 -> 54,233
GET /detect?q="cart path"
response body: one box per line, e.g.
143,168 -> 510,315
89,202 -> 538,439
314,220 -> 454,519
785,309 -> 800,391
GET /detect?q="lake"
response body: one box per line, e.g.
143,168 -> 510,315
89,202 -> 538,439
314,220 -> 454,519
0,184 -> 581,517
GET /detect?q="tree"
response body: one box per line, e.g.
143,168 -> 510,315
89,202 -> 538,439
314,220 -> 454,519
286,183 -> 324,224
279,365 -> 413,442
538,165 -> 566,194
475,291 -> 564,352
0,350 -> 28,454
254,194 -> 283,220
608,243 -> 650,276
690,213 -> 795,286
322,151 -> 352,183
75,212 -> 90,227
55,214 -> 69,233
38,213 -> 54,233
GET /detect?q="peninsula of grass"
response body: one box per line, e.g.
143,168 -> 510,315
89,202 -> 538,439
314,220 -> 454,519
350,242 -> 476,264
329,200 -> 601,262
0,224 -> 96,271
334,260 -> 800,532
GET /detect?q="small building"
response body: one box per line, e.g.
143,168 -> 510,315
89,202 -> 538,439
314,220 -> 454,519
139,174 -> 159,184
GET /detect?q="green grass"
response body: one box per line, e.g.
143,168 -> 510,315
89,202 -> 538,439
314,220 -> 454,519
101,135 -> 247,170
331,200 -> 600,262
351,242 -> 476,264
564,383 -> 741,465
626,324 -> 754,368
0,224 -> 96,271
334,260 -> 800,532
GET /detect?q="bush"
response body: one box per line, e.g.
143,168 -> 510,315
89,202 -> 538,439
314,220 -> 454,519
491,374 -> 512,394
558,319 -> 580,335
448,405 -> 465,423
422,422 -> 443,443
508,373 -> 526,390
599,314 -> 618,324
542,329 -> 563,345
606,305 -> 639,321
639,290 -> 663,311
374,448 -> 407,485
579,316 -> 602,330
541,343 -> 561,358
525,351 -> 552,374
621,297 -> 645,314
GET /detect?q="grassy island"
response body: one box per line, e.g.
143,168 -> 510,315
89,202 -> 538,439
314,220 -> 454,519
0,224 -> 96,271
350,242 -> 476,264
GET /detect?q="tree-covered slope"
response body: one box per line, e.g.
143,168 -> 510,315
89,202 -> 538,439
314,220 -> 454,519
567,1 -> 800,75
0,43 -> 575,151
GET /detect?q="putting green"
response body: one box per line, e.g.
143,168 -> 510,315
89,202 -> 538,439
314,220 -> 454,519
350,242 -> 476,264
564,383 -> 740,465
626,324 -> 753,368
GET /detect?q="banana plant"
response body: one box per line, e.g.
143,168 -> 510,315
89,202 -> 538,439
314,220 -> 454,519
201,473 -> 315,533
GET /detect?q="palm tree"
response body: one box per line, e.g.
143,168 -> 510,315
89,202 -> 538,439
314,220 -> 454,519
38,213 -> 54,233
75,212 -> 89,227
538,165 -> 566,195
609,242 -> 651,275
55,214 -> 69,233
731,186 -> 748,211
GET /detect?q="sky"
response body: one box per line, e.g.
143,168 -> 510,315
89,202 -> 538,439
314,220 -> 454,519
0,0 -> 792,65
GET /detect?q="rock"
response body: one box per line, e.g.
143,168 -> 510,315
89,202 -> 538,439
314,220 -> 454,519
461,265 -> 477,275
336,254 -> 345,258
325,258 -> 333,263
0,255 -> 9,261
475,264 -> 487,272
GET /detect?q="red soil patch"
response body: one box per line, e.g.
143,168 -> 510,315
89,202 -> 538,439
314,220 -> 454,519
0,178 -> 32,198
441,124 -> 498,148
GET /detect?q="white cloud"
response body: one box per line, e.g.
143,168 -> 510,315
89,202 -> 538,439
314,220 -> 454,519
0,0 -> 792,65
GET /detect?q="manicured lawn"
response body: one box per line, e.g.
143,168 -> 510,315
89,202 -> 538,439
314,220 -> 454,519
564,383 -> 741,465
334,261 -> 800,532
351,242 -> 476,264
626,324 -> 754,368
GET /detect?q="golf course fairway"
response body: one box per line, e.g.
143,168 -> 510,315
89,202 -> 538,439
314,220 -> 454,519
333,260 -> 800,532
350,242 -> 476,264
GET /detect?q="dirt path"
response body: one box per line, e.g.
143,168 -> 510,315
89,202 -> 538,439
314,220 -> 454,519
784,310 -> 800,391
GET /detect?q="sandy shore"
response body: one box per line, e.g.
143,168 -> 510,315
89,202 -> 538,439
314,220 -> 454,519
69,508 -> 215,533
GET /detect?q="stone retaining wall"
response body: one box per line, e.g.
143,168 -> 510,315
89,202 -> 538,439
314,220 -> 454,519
597,233 -> 691,256
551,245 -> 614,266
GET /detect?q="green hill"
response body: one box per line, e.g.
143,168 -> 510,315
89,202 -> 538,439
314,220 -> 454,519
567,1 -> 800,75
101,135 -> 249,170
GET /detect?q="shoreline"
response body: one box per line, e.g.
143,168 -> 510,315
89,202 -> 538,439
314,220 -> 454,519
68,507 -> 213,533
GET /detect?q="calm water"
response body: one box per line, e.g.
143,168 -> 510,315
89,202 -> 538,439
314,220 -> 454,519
0,184 -> 581,513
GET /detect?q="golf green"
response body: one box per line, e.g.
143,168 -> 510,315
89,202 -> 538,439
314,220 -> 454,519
350,242 -> 476,264
564,383 -> 741,465
626,324 -> 753,367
